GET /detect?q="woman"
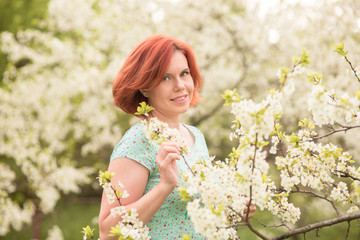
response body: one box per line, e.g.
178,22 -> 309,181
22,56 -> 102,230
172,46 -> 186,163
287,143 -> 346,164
98,35 -> 255,239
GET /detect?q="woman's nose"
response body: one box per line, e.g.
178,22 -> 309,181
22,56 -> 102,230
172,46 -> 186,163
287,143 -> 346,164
174,77 -> 185,91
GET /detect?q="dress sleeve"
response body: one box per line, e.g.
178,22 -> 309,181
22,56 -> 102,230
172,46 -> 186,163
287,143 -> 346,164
110,124 -> 157,175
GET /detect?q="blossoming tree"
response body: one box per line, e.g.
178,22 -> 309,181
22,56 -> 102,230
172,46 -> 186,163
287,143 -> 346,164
179,46 -> 360,239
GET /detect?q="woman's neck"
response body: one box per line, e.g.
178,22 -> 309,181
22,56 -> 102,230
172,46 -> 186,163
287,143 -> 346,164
149,110 -> 181,129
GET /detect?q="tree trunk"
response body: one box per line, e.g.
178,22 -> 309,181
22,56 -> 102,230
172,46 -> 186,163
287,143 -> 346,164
31,206 -> 42,240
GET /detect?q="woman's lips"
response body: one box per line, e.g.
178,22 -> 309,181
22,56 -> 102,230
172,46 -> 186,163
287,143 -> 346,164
171,94 -> 188,103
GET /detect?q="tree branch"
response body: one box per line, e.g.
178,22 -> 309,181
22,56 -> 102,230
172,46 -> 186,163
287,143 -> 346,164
311,124 -> 360,141
228,205 -> 269,240
344,55 -> 360,83
333,170 -> 360,182
290,188 -> 340,216
269,213 -> 360,240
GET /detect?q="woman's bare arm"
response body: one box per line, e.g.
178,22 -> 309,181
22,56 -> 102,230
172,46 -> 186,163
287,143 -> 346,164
98,142 -> 180,240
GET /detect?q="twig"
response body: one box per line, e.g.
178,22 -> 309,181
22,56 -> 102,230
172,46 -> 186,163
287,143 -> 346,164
182,154 -> 195,176
244,133 -> 271,240
344,55 -> 360,83
279,62 -> 301,91
110,185 -> 122,206
269,213 -> 360,240
247,133 -> 258,221
227,205 -> 244,221
227,205 -> 269,240
247,221 -> 269,240
311,124 -> 360,141
345,221 -> 351,240
290,189 -> 340,216
216,222 -> 247,230
332,170 -> 360,182
254,218 -> 290,231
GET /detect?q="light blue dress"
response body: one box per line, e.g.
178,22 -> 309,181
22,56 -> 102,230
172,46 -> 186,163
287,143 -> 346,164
110,123 -> 209,239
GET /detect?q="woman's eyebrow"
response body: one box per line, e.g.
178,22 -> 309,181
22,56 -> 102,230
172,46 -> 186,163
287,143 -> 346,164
165,68 -> 190,75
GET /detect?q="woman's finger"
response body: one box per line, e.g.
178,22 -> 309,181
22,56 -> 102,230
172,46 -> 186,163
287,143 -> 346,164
157,153 -> 180,167
243,199 -> 256,219
156,142 -> 180,164
159,141 -> 180,150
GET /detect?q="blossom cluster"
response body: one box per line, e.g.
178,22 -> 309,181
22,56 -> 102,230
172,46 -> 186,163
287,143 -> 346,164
180,87 -> 303,239
109,207 -> 150,240
179,49 -> 360,239
141,117 -> 189,155
307,73 -> 360,126
93,170 -> 151,240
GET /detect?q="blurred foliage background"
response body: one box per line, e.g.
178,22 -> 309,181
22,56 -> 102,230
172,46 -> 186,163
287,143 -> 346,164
0,0 -> 101,239
0,0 -> 48,81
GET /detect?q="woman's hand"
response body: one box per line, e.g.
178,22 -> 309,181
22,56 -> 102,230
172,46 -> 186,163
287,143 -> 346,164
156,141 -> 181,188
243,198 -> 256,220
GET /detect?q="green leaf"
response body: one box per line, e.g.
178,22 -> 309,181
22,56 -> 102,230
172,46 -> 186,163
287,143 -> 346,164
298,117 -> 311,127
299,48 -> 311,66
334,42 -> 348,56
109,225 -> 134,240
181,234 -> 191,240
82,225 -> 95,239
262,174 -> 268,183
340,97 -> 349,105
229,147 -> 241,159
180,146 -> 189,155
178,187 -> 192,202
221,89 -> 241,105
200,171 -> 206,181
258,107 -> 266,115
98,170 -> 115,185
268,89 -> 276,95
289,133 -> 300,147
135,102 -> 155,116
279,67 -> 289,84
307,71 -> 323,84
258,140 -> 269,147
235,172 -> 245,183
356,91 -> 360,100
274,112 -> 283,120
209,203 -> 224,216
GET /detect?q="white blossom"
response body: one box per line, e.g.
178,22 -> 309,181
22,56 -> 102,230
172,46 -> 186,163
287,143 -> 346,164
142,117 -> 188,154
330,182 -> 349,202
46,225 -> 64,240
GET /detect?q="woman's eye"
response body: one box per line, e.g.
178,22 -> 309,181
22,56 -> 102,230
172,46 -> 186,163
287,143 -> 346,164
163,76 -> 170,81
181,71 -> 189,77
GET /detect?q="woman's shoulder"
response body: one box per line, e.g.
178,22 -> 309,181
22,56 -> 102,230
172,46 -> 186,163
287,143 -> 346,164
110,123 -> 156,161
124,122 -> 144,135
115,123 -> 151,146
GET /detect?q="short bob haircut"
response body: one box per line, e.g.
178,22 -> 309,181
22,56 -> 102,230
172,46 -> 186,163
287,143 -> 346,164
112,35 -> 202,116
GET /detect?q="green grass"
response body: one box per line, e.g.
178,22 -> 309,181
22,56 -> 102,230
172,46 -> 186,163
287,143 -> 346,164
1,198 -> 100,240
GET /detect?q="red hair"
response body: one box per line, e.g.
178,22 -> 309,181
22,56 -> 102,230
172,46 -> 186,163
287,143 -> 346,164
112,35 -> 202,115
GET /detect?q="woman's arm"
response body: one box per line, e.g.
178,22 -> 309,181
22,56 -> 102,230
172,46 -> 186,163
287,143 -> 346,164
98,142 -> 180,240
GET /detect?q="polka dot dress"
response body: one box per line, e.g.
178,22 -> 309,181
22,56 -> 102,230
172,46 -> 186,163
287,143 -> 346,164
110,123 -> 209,239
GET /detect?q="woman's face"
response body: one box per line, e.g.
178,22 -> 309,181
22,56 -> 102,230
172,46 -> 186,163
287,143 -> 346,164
146,50 -> 194,119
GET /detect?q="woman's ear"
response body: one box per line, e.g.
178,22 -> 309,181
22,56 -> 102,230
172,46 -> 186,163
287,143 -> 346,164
139,90 -> 149,97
